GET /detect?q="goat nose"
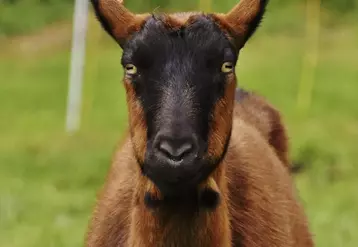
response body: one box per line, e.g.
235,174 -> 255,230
155,135 -> 198,162
159,141 -> 193,160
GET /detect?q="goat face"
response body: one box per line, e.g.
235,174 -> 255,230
91,0 -> 268,196
122,15 -> 237,195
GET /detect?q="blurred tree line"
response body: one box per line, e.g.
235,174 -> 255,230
0,0 -> 356,37
1,0 -> 357,11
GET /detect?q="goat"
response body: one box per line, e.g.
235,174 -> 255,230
86,0 -> 314,246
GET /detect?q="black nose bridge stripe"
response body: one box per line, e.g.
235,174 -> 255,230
159,81 -> 195,117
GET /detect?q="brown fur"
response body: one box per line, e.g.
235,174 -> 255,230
226,0 -> 262,29
228,94 -> 313,246
157,13 -> 194,30
234,90 -> 290,167
207,74 -> 236,158
213,0 -> 267,49
85,91 -> 313,247
123,79 -> 147,164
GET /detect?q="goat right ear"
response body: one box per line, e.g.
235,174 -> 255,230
219,0 -> 269,49
90,0 -> 148,46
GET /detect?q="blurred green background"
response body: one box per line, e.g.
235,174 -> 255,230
0,0 -> 357,246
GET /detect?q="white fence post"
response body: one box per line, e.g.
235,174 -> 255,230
65,0 -> 89,133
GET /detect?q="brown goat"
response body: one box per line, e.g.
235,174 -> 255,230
86,0 -> 314,246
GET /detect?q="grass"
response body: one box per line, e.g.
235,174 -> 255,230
1,8 -> 358,247
0,1 -> 74,38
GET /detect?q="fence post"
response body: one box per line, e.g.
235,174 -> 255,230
65,0 -> 89,133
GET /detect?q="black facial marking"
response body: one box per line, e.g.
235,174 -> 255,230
122,14 -> 236,139
122,14 -> 238,195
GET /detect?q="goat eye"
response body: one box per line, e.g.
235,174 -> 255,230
221,62 -> 234,73
125,64 -> 137,75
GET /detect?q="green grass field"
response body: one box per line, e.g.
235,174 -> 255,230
0,8 -> 358,247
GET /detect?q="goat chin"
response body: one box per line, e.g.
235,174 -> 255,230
144,177 -> 221,209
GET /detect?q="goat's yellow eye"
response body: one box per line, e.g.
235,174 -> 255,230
221,62 -> 234,73
125,64 -> 137,75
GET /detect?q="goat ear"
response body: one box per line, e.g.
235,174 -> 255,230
90,0 -> 147,46
223,0 -> 269,48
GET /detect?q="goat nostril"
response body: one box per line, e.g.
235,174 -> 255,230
158,140 -> 194,161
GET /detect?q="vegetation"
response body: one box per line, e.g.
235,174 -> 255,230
0,0 -> 357,37
0,0 -> 357,247
0,0 -> 72,37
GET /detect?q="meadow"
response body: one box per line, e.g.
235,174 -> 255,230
0,2 -> 357,247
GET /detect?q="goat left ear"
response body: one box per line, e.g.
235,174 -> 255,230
90,0 -> 148,47
221,0 -> 269,49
